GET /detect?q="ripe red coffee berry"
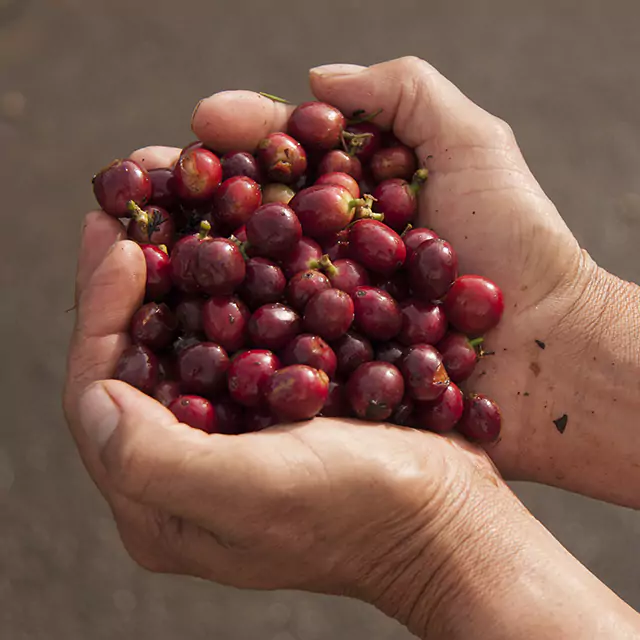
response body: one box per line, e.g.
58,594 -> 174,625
288,101 -> 346,151
175,297 -> 204,336
400,344 -> 450,402
202,296 -> 250,352
398,299 -> 447,346
93,159 -> 151,217
370,145 -> 417,182
413,383 -> 464,433
320,256 -> 370,296
169,395 -> 217,433
352,287 -> 402,341
304,289 -> 354,341
372,174 -> 426,231
170,225 -> 211,294
349,219 -> 406,275
375,341 -> 405,367
172,147 -> 222,201
457,394 -> 502,443
347,361 -> 405,421
148,168 -> 177,209
391,395 -> 415,427
227,349 -> 280,407
154,380 -> 182,407
246,203 -> 302,259
281,334 -> 337,379
290,185 -> 356,239
266,365 -> 330,421
214,176 -> 262,231
408,238 -> 458,301
196,237 -> 246,295
221,151 -> 262,182
321,381 -> 349,417
286,270 -> 332,312
315,172 -> 360,198
332,331 -> 374,378
343,121 -> 382,161
127,205 -> 176,248
443,275 -> 505,335
114,344 -> 159,395
403,227 -> 439,261
214,399 -> 245,435
241,258 -> 286,309
140,244 -> 172,301
248,303 -> 302,351
436,332 -> 480,383
280,237 -> 323,279
130,302 -> 177,351
176,342 -> 229,396
257,132 -> 307,184
317,150 -> 363,181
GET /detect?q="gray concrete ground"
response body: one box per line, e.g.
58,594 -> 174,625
2,1 -> 640,638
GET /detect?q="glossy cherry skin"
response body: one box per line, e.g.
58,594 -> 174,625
246,203 -> 302,259
408,238 -> 458,302
321,257 -> 370,296
285,270 -> 332,312
349,219 -> 406,275
214,399 -> 245,434
322,231 -> 350,261
140,244 -> 172,301
304,289 -> 354,341
347,361 -> 404,421
93,159 -> 151,217
317,150 -> 363,181
403,227 -> 439,261
248,303 -> 302,351
221,151 -> 262,182
372,179 -> 417,231
457,394 -> 502,443
400,344 -> 450,402
443,275 -> 504,336
280,237 -> 322,279
290,185 -> 355,239
352,287 -> 402,341
288,102 -> 346,151
170,234 -> 205,294
169,395 -> 217,433
332,331 -> 374,378
321,381 -> 349,417
172,147 -> 222,201
399,299 -> 447,346
343,122 -> 382,161
370,145 -> 417,182
175,297 -> 204,336
128,205 -> 176,248
227,349 -> 280,407
375,341 -> 405,367
281,334 -> 337,379
315,172 -> 360,198
266,365 -> 330,421
374,272 -> 411,302
262,183 -> 296,205
196,238 -> 246,295
257,132 -> 307,184
114,344 -> 159,395
214,176 -> 262,232
437,332 -> 479,383
240,258 -> 286,309
413,383 -> 464,433
130,302 -> 177,351
176,342 -> 229,396
154,380 -> 182,407
232,225 -> 247,243
202,296 -> 250,353
148,167 -> 177,209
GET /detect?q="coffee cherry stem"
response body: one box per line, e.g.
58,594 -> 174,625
198,219 -> 212,239
409,168 -> 429,194
341,130 -> 374,156
229,235 -> 250,261
157,244 -> 168,255
347,108 -> 384,125
258,91 -> 291,104
127,201 -> 149,229
401,223 -> 413,237
469,337 -> 484,348
318,254 -> 338,277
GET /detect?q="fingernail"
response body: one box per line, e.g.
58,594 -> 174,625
191,99 -> 204,128
310,63 -> 366,78
78,383 -> 121,452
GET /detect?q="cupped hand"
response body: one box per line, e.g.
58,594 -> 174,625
64,57 -> 593,599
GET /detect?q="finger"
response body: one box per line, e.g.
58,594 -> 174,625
75,211 -> 126,302
309,57 -> 517,155
65,240 -> 144,422
129,146 -> 181,170
77,380 -> 282,534
191,90 -> 296,152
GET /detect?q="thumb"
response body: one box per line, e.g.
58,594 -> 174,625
310,56 -> 517,157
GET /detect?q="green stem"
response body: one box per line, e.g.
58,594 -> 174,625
347,108 -> 384,125
259,92 -> 291,104
401,223 -> 413,237
318,254 -> 338,277
409,169 -> 429,195
198,220 -> 212,239
469,337 -> 485,348
127,201 -> 149,228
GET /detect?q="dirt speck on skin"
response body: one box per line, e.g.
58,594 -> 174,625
535,339 -> 546,349
553,414 -> 568,434
529,362 -> 541,376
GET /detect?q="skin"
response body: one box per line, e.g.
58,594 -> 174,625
64,58 -> 640,638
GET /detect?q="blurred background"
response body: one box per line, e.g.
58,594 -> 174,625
2,0 -> 640,638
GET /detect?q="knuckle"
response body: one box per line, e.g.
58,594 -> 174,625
397,55 -> 433,76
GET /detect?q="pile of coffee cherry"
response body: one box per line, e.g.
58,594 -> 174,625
92,100 -> 504,443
